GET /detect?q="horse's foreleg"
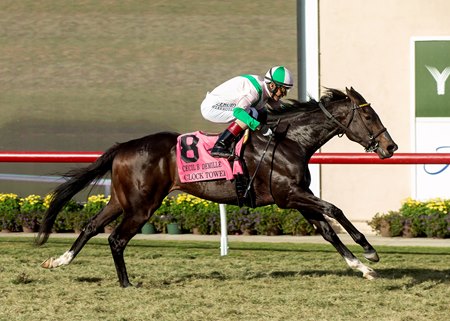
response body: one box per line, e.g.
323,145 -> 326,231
325,205 -> 379,262
41,201 -> 122,269
304,212 -> 378,280
289,191 -> 379,263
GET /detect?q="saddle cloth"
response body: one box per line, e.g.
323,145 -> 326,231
176,131 -> 243,183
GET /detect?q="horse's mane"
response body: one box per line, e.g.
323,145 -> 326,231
268,88 -> 348,118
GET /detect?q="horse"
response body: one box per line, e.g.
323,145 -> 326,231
36,87 -> 398,287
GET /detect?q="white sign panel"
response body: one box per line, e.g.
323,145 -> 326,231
415,118 -> 450,199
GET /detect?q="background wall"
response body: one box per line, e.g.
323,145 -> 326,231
318,0 -> 450,231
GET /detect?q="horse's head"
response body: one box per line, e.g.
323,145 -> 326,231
343,87 -> 398,159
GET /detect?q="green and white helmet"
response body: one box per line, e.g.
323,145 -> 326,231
264,66 -> 294,89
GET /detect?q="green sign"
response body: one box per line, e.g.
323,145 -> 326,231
415,40 -> 450,117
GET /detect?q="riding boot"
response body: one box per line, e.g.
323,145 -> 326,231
210,122 -> 244,158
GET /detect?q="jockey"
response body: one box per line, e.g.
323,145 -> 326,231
201,66 -> 294,158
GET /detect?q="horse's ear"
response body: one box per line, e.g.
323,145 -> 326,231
346,87 -> 357,103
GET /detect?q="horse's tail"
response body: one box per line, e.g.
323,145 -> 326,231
35,144 -> 121,246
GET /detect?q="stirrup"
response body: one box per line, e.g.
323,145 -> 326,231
210,146 -> 233,158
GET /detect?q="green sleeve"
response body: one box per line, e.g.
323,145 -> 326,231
233,108 -> 260,131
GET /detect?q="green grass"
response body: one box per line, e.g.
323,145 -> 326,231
0,237 -> 449,321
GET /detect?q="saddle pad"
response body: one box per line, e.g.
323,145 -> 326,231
176,131 -> 243,183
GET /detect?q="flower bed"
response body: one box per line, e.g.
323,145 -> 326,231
0,192 -> 318,236
149,194 -> 319,236
0,193 -> 110,233
4,193 -> 448,238
368,197 -> 450,238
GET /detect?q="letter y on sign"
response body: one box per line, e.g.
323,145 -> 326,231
426,65 -> 450,95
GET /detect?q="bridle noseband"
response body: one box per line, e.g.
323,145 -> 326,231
318,101 -> 387,152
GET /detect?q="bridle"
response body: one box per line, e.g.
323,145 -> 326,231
318,101 -> 387,152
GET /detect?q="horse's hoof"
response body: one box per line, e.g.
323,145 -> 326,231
120,281 -> 134,288
41,258 -> 54,269
363,270 -> 378,280
363,250 -> 380,262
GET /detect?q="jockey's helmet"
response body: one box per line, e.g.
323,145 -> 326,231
264,66 -> 294,89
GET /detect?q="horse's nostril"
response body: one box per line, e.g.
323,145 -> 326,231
388,143 -> 398,153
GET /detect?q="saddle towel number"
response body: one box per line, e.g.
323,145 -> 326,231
180,135 -> 199,163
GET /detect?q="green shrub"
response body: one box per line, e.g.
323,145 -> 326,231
385,211 -> 405,237
53,199 -> 83,232
17,194 -> 46,231
0,193 -> 21,231
369,198 -> 450,238
69,194 -> 111,231
423,213 -> 450,238
227,206 -> 255,234
280,209 -> 316,236
172,194 -> 215,233
150,196 -> 178,232
251,205 -> 283,236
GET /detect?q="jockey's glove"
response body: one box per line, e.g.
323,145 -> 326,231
259,124 -> 273,137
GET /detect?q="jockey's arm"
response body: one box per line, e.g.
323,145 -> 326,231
233,108 -> 260,131
233,96 -> 261,131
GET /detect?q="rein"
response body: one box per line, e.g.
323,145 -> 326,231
318,101 -> 352,133
318,101 -> 387,152
243,118 -> 281,199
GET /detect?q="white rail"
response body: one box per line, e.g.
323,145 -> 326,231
0,173 -> 111,195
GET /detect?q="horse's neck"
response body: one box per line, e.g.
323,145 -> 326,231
287,103 -> 346,156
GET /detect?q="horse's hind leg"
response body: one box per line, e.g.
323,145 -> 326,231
41,199 -> 123,269
108,205 -> 155,288
302,210 -> 378,280
107,188 -> 167,287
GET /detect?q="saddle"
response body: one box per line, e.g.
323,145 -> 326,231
176,130 -> 256,207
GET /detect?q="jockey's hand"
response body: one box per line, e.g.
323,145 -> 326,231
260,124 -> 273,137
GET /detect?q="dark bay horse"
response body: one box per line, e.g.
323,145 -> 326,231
37,87 -> 398,287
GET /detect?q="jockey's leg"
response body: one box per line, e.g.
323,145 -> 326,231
211,121 -> 246,158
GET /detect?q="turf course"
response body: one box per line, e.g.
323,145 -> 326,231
0,237 -> 449,321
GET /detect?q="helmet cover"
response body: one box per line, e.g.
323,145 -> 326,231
264,66 -> 294,88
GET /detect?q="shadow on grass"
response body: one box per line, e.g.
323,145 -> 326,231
74,276 -> 104,283
264,267 -> 450,286
377,267 -> 450,284
151,267 -> 449,290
